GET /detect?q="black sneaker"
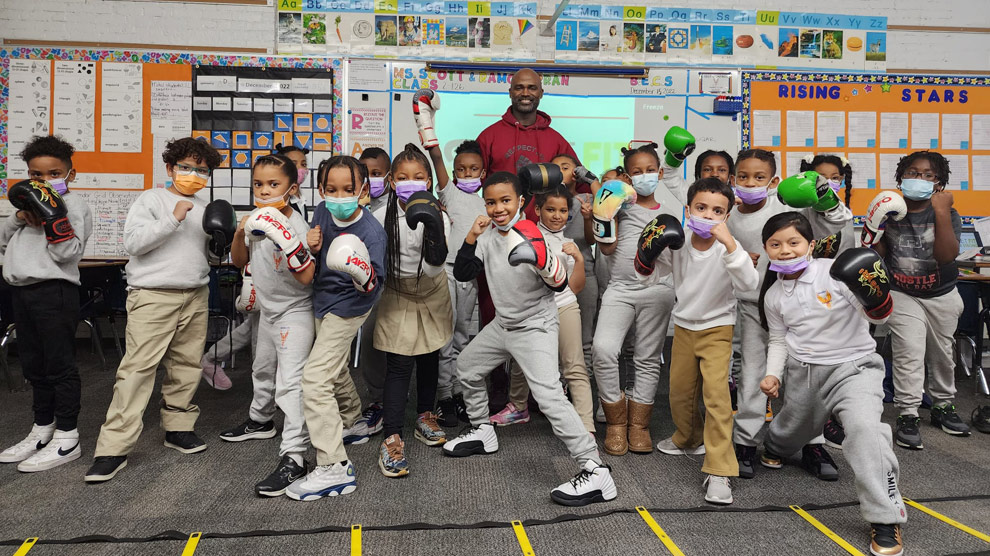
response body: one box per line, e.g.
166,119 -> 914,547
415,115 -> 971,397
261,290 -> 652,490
453,393 -> 470,423
255,455 -> 308,497
870,523 -> 903,556
760,446 -> 783,469
735,444 -> 757,479
823,416 -> 845,449
801,444 -> 839,481
84,456 -> 127,483
894,415 -> 923,450
930,403 -> 971,436
436,397 -> 459,428
220,419 -> 277,442
164,431 -> 207,454
972,405 -> 990,434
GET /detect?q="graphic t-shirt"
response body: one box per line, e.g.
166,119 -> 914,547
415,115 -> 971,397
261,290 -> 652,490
881,205 -> 961,298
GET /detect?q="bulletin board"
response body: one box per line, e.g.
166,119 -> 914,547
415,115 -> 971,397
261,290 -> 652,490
742,71 -> 990,220
0,48 -> 344,256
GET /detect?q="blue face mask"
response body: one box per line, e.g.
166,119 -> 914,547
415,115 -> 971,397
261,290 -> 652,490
900,178 -> 935,201
630,172 -> 659,196
325,196 -> 360,220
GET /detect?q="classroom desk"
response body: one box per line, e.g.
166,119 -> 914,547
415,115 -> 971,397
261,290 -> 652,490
958,272 -> 990,396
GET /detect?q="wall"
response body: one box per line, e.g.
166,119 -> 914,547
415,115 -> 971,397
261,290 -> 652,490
0,0 -> 987,69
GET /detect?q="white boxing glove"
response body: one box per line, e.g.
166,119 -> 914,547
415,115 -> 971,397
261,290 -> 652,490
861,191 -> 907,247
244,207 -> 313,273
235,263 -> 259,313
412,88 -> 440,149
326,234 -> 376,292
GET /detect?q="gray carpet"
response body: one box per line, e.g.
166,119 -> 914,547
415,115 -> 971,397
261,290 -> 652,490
1,337 -> 989,555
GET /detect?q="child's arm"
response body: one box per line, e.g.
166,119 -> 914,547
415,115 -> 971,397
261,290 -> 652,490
761,297 -> 787,398
429,144 -> 450,191
660,161 -> 689,206
561,241 -> 585,294
230,215 -> 250,268
123,198 -> 191,257
713,224 -> 760,293
453,215 -> 489,281
578,194 -> 595,245
930,191 -> 960,264
0,213 -> 27,257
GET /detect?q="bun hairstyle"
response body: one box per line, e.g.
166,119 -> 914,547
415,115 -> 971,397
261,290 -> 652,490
620,142 -> 660,172
757,211 -> 815,330
274,143 -> 311,156
389,143 -> 433,183
800,153 -> 853,208
535,183 -> 574,209
252,153 -> 298,184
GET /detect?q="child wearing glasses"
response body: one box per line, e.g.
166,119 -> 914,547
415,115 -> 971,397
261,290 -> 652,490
86,138 -> 225,483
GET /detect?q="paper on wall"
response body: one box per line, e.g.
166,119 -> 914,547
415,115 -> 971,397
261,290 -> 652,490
910,113 -> 939,149
941,114 -> 970,150
6,59 -> 52,179
879,112 -> 908,149
100,62 -> 143,153
847,111 -> 877,148
752,110 -> 781,147
53,61 -> 96,152
786,110 -> 815,147
847,152 -> 878,189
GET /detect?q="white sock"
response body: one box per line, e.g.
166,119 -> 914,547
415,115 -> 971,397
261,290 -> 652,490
288,453 -> 303,466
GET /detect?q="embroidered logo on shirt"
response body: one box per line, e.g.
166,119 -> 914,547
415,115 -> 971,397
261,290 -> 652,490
816,290 -> 833,309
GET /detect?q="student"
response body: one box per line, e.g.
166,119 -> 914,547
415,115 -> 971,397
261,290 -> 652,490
200,264 -> 260,391
430,140 -> 486,428
373,144 -> 452,477
499,186 -> 595,431
445,172 -> 616,507
286,155 -> 386,501
225,154 -> 316,496
0,136 -> 93,472
592,144 -> 678,456
869,151 -> 968,449
758,212 -> 906,556
86,138 -> 227,483
360,147 -> 392,213
274,143 -> 312,221
638,177 -> 759,505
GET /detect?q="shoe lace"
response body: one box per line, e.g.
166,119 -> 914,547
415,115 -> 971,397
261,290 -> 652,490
569,468 -> 594,489
420,413 -> 441,433
385,440 -> 404,461
872,524 -> 900,545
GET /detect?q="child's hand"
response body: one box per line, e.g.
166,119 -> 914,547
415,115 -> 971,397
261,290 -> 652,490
561,242 -> 581,260
307,225 -> 323,253
173,201 -> 194,222
16,210 -> 41,228
931,190 -> 953,212
710,222 -> 736,252
578,194 -> 593,220
236,215 -> 249,233
749,252 -> 760,267
760,376 -> 780,399
466,215 -> 491,243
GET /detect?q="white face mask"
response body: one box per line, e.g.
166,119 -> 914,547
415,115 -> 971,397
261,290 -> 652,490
630,172 -> 660,196
494,205 -> 522,232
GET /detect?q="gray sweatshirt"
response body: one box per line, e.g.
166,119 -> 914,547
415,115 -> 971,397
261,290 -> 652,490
123,188 -> 211,290
0,191 -> 93,286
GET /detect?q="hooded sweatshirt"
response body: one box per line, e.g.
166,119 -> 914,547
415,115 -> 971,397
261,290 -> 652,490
477,108 -> 578,175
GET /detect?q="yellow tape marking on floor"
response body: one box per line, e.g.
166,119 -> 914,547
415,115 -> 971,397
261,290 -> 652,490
12,538 -> 37,556
636,506 -> 685,556
904,499 -> 990,543
351,524 -> 362,556
511,520 -> 535,556
180,532 -> 201,556
789,505 -> 865,556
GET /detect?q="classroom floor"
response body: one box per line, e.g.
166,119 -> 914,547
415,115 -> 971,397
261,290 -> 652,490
0,337 -> 989,556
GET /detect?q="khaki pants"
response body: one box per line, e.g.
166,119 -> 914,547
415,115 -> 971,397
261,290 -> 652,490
303,310 -> 369,466
669,325 -> 738,477
510,302 -> 595,431
95,287 -> 209,457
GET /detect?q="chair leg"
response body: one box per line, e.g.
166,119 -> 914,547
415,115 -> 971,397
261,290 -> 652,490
82,319 -> 107,372
0,324 -> 25,392
107,313 -> 123,360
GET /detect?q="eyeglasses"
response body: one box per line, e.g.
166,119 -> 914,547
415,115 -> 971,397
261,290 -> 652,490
174,163 -> 211,179
902,170 -> 937,181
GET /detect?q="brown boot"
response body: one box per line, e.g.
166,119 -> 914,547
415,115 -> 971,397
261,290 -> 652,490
600,396 -> 628,456
627,399 -> 654,453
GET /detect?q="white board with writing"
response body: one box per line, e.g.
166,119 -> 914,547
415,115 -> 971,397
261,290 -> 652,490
76,190 -> 142,258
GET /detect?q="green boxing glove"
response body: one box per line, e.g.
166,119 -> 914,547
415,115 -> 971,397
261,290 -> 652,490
776,171 -> 840,213
663,126 -> 696,168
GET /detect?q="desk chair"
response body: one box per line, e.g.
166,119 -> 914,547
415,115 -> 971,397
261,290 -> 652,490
0,282 -> 25,392
956,281 -> 990,396
78,265 -> 126,370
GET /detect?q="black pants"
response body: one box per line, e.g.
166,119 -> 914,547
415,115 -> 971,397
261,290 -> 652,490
382,350 -> 440,438
12,280 -> 81,431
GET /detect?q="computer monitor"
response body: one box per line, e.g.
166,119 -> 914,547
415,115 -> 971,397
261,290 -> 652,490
960,229 -> 983,251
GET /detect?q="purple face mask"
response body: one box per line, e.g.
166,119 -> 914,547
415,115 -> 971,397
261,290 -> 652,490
395,180 -> 428,203
827,179 -> 843,194
48,178 -> 69,195
734,185 -> 768,205
369,176 -> 386,198
455,176 -> 483,194
686,215 -> 721,239
769,256 -> 810,274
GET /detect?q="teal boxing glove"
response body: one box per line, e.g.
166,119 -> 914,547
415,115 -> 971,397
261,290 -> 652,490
663,126 -> 696,168
777,171 -> 840,212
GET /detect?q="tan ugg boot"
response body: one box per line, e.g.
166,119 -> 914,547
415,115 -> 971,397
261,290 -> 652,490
627,399 -> 654,454
600,396 -> 628,456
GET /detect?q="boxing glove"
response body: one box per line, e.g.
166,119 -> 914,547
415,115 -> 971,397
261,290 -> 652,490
203,199 -> 237,259
573,165 -> 598,185
506,219 -> 567,289
8,179 -> 75,244
592,179 -> 637,244
518,163 -> 563,197
244,207 -> 313,273
829,248 -> 894,321
634,214 -> 685,276
811,231 -> 841,259
412,88 -> 440,149
777,171 -> 840,213
663,126 -> 696,168
326,233 -> 376,292
235,263 -> 259,313
405,190 -> 448,266
861,191 -> 907,247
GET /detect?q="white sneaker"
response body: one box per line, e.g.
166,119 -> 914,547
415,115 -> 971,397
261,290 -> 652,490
550,459 -> 618,506
17,429 -> 80,472
703,474 -> 733,505
442,423 -> 499,457
656,436 -> 706,456
285,461 -> 357,501
0,423 -> 56,463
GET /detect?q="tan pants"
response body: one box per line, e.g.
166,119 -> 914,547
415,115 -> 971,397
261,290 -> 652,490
95,287 -> 209,457
669,325 -> 738,477
303,310 -> 369,466
510,302 -> 595,432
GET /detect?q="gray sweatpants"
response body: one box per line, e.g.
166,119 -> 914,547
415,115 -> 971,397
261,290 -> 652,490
766,353 -> 907,525
888,289 -> 964,416
733,300 -> 825,446
592,282 -> 674,404
575,257 -> 598,373
439,265 -> 478,400
457,316 -> 601,466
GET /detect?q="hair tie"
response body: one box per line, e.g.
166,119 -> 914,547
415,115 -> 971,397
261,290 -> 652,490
839,156 -> 849,166
803,154 -> 814,164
